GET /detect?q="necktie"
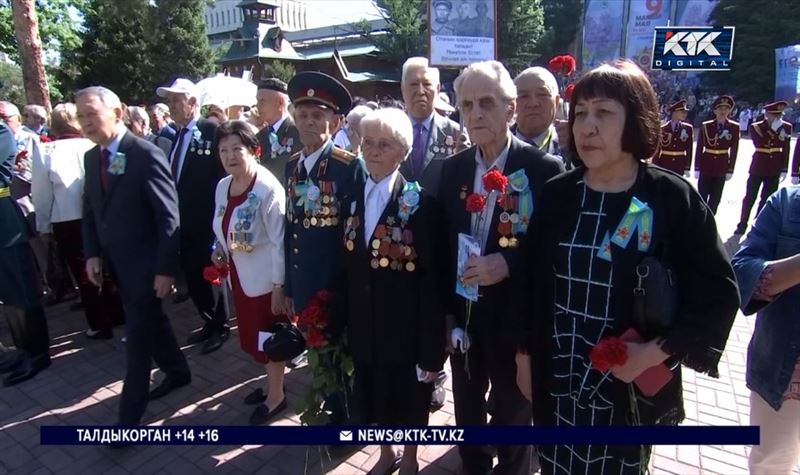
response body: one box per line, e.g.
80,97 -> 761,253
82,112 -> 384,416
410,122 -> 425,178
100,148 -> 111,193
170,127 -> 190,179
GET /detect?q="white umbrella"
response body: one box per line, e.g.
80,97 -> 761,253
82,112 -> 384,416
196,74 -> 257,109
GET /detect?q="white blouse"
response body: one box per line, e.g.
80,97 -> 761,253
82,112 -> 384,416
212,165 -> 286,297
32,137 -> 94,233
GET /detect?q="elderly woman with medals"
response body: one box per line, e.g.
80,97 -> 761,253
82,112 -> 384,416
211,121 -> 289,425
331,108 -> 446,475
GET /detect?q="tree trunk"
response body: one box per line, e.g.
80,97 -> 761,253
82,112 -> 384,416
11,0 -> 50,110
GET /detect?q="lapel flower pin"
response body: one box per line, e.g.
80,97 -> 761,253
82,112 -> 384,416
108,152 -> 127,175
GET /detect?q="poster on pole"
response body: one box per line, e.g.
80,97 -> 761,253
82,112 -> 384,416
582,0 -> 625,69
775,45 -> 800,101
624,0 -> 672,69
429,0 -> 497,67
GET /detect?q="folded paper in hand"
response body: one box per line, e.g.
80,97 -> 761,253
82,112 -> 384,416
257,331 -> 274,353
455,233 -> 480,302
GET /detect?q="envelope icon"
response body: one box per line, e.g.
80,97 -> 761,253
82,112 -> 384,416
339,430 -> 353,441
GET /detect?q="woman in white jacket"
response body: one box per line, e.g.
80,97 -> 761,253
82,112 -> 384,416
211,120 -> 288,425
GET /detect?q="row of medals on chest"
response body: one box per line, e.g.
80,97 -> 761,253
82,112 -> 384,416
345,215 -> 417,272
462,187 -> 523,248
299,189 -> 340,228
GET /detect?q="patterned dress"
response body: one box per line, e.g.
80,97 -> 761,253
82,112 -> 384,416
538,182 -> 644,475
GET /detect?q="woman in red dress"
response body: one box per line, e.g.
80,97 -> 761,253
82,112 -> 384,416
211,120 -> 289,425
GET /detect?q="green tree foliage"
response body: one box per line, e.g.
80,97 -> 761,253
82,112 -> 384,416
0,0 -> 87,63
707,0 -> 800,102
355,0 -> 426,65
0,61 -> 26,106
62,0 -> 157,103
153,0 -> 215,85
264,60 -> 296,84
533,0 -> 582,64
497,0 -> 546,75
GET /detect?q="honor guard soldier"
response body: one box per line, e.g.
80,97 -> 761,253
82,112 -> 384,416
694,95 -> 740,214
735,100 -> 793,234
654,99 -> 693,176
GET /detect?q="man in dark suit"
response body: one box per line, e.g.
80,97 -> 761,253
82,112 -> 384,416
399,57 -> 467,198
77,86 -> 190,425
157,79 -> 229,353
0,122 -> 51,386
439,62 -> 564,475
148,103 -> 177,144
255,78 -> 302,185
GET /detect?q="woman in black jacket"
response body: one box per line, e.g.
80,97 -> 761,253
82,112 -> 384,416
514,60 -> 740,474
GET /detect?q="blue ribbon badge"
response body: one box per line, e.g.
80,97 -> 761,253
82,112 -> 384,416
597,196 -> 653,262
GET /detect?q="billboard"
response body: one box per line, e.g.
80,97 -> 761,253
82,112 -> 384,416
429,0 -> 497,67
775,45 -> 800,101
582,0 -> 625,69
675,0 -> 718,26
624,0 -> 673,69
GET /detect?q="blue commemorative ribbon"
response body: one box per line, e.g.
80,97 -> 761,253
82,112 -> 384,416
597,196 -> 653,262
397,181 -> 422,224
507,169 -> 533,234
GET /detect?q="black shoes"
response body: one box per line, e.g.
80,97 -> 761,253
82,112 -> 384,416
0,351 -> 21,373
86,329 -> 113,340
186,324 -> 213,345
149,375 -> 191,400
248,398 -> 287,425
201,328 -> 229,354
3,354 -> 51,386
244,388 -> 267,405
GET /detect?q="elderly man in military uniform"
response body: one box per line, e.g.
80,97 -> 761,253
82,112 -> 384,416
255,77 -> 302,185
431,0 -> 456,36
400,57 -> 465,197
0,123 -> 51,386
284,72 -> 367,424
735,100 -> 793,234
654,99 -> 694,176
694,95 -> 740,215
512,66 -> 569,169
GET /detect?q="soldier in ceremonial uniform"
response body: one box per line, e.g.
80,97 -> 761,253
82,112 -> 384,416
735,101 -> 793,234
255,78 -> 302,185
654,99 -> 693,176
694,95 -> 740,214
284,72 -> 367,425
0,123 -> 51,386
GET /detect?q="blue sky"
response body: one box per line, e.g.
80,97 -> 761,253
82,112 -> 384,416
302,0 -> 382,27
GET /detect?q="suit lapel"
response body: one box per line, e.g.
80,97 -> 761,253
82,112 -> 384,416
86,145 -> 104,211
456,149 -> 477,235
103,133 -> 134,213
423,116 -> 440,170
308,141 -> 333,181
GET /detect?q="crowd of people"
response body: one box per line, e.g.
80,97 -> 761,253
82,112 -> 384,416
1,54 -> 800,475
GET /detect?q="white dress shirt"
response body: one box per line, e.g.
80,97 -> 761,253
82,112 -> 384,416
299,140 -> 328,175
169,115 -> 199,181
472,135 -> 511,252
363,169 -> 399,247
103,123 -> 127,157
32,137 -> 94,233
270,114 -> 288,132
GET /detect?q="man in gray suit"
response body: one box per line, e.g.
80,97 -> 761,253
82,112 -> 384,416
399,57 -> 466,198
255,78 -> 302,185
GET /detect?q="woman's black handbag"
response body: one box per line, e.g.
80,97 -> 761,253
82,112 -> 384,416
632,244 -> 678,338
262,322 -> 306,362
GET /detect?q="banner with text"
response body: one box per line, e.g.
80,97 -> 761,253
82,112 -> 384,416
582,0 -> 625,69
776,45 -> 800,101
624,0 -> 673,69
429,0 -> 497,67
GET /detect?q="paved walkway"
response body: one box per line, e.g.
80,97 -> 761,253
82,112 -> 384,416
1,138 -> 798,474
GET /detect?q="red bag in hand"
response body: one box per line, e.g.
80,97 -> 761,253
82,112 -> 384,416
620,328 -> 673,397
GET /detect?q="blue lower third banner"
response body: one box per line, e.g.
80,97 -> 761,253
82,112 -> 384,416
40,426 -> 759,446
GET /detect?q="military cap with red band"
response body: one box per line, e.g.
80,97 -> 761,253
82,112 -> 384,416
668,99 -> 688,113
712,95 -> 735,110
764,100 -> 788,113
287,71 -> 352,115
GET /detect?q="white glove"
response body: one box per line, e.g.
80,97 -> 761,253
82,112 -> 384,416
726,172 -> 733,181
781,172 -> 787,181
450,328 -> 471,353
694,171 -> 700,179
683,170 -> 691,178
793,176 -> 800,185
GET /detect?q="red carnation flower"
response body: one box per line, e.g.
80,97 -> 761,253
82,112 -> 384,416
15,149 -> 28,165
254,145 -> 262,158
465,193 -> 486,213
589,337 -> 629,372
561,55 -> 577,76
306,329 -> 327,348
202,265 -> 222,286
299,305 -> 323,327
564,84 -> 576,102
548,55 -> 565,74
39,134 -> 52,143
314,289 -> 333,304
482,169 -> 508,194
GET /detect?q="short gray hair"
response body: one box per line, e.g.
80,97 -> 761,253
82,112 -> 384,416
514,66 -> 559,97
360,108 -> 414,153
347,105 -> 373,128
149,103 -> 170,117
75,86 -> 122,110
23,104 -> 48,120
126,106 -> 149,128
454,60 -> 517,103
402,57 -> 440,86
0,101 -> 20,117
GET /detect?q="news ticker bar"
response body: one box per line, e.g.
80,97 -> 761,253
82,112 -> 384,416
40,426 -> 760,446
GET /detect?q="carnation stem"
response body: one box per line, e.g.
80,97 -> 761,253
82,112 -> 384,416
464,300 -> 472,380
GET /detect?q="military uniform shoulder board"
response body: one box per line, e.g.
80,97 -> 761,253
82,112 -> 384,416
729,119 -> 740,128
289,151 -> 302,161
681,121 -> 693,129
331,147 -> 356,165
751,121 -> 764,136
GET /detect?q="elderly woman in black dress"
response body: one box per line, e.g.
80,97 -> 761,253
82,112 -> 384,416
514,61 -> 740,474
332,107 -> 445,475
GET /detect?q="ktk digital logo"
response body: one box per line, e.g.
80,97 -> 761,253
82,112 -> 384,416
651,26 -> 735,71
